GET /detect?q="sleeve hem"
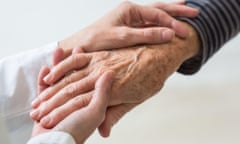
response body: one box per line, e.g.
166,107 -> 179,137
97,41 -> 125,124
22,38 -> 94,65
27,131 -> 76,144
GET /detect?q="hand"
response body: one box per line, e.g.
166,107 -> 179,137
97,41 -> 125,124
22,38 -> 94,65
59,1 -> 198,55
31,69 -> 114,144
31,22 -> 200,136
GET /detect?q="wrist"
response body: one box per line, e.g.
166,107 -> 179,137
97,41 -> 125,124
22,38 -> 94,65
181,22 -> 201,61
175,22 -> 203,74
143,22 -> 200,77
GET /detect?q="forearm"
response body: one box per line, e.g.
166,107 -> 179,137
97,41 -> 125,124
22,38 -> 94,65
178,0 -> 240,74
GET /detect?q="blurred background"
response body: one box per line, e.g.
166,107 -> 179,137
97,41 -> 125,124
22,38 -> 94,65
0,0 -> 239,144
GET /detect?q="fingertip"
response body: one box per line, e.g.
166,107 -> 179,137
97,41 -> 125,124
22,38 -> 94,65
43,74 -> 52,85
38,66 -> 51,94
98,122 -> 111,138
31,98 -> 40,109
40,116 -> 52,129
30,110 -> 39,121
186,7 -> 199,17
172,20 -> 188,38
53,48 -> 65,66
38,66 -> 50,85
193,9 -> 199,16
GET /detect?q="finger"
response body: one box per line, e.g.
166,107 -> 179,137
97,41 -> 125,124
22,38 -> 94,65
40,70 -> 115,128
31,69 -> 88,109
31,75 -> 97,122
37,66 -> 50,95
149,2 -> 199,17
52,48 -> 65,66
173,0 -> 185,5
72,47 -> 85,54
98,103 -> 136,137
88,70 -> 115,111
32,66 -> 50,110
40,92 -> 93,128
121,27 -> 175,45
51,71 -> 115,143
44,54 -> 91,85
135,5 -> 174,27
134,5 -> 188,38
57,42 -> 74,60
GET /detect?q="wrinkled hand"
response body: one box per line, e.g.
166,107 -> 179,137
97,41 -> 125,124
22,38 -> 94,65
31,70 -> 114,144
31,22 -> 200,137
59,1 -> 198,55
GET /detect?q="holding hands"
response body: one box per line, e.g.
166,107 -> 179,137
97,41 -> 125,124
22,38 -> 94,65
30,1 -> 199,143
58,1 -> 198,54
31,70 -> 115,144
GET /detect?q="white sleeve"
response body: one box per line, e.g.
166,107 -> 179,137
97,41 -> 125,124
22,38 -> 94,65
0,42 -> 57,118
26,131 -> 76,144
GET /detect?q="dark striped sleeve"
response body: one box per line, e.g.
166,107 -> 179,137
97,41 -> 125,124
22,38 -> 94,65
177,0 -> 240,75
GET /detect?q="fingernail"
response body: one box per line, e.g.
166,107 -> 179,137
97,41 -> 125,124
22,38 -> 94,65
43,74 -> 51,83
162,30 -> 174,41
31,99 -> 40,108
30,110 -> 39,120
41,116 -> 51,128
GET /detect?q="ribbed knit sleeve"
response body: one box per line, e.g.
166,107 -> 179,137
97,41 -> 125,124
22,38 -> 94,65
177,0 -> 240,75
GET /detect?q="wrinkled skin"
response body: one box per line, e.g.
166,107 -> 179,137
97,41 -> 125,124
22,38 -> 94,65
31,22 -> 200,137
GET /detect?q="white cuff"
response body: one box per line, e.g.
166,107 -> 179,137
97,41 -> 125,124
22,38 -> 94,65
0,42 -> 57,117
27,131 -> 76,144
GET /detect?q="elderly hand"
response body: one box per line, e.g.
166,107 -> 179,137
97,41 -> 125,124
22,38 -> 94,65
59,1 -> 198,55
31,69 -> 114,144
31,21 -> 200,136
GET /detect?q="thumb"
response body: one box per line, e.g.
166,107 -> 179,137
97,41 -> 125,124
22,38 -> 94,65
53,71 -> 115,144
87,70 -> 115,114
98,103 -> 136,137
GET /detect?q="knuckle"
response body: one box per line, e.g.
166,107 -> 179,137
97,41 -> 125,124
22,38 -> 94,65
70,54 -> 81,66
61,85 -> 77,99
62,75 -> 74,86
39,93 -> 47,103
93,51 -> 110,63
118,28 -> 131,41
119,1 -> 133,9
143,29 -> 156,40
72,95 -> 91,109
50,110 -> 62,120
